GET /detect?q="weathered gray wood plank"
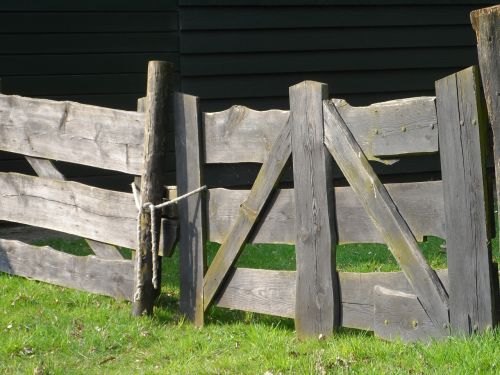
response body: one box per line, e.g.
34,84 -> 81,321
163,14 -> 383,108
207,181 -> 445,244
0,94 -> 144,174
216,268 -> 296,318
436,66 -> 496,333
373,286 -> 446,342
25,156 -> 124,260
290,80 -> 338,338
133,61 -> 174,316
202,96 -> 437,164
0,239 -> 134,300
323,100 -> 449,333
202,118 -> 291,311
0,172 -> 137,249
214,268 -> 451,334
332,96 -> 438,160
203,105 -> 289,163
175,93 -> 206,326
471,6 -> 500,243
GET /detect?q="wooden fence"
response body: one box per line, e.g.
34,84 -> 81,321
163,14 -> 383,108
0,61 -> 176,316
175,62 -> 500,341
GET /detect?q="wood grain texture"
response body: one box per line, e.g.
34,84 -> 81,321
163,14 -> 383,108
471,6 -> 500,259
323,100 -> 449,333
207,181 -> 445,244
213,267 -> 451,334
0,94 -> 144,174
202,96 -> 437,164
436,66 -> 496,333
133,61 -> 174,316
373,286 -> 446,342
202,119 -> 291,311
0,239 -> 134,300
175,93 -> 206,326
25,156 -> 124,260
203,105 -> 289,163
0,172 -> 137,248
289,81 -> 338,338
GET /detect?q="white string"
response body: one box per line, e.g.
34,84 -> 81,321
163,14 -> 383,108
131,182 -> 207,302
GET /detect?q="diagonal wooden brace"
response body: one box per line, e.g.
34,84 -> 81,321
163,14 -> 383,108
323,100 -> 450,333
203,118 -> 291,310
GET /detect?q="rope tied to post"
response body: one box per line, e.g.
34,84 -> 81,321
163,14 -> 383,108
131,182 -> 207,302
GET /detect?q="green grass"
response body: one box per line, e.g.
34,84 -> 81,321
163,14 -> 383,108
1,236 -> 499,374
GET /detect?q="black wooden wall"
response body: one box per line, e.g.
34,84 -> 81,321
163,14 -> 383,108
0,0 -> 496,189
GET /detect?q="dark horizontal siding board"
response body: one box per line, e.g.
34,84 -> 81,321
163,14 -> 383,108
182,68 -> 462,99
181,47 -> 477,76
198,90 -> 436,111
180,26 -> 476,54
0,0 -> 178,11
181,5 -> 481,30
0,12 -> 178,33
180,0 -> 496,5
0,32 -> 178,55
0,53 -> 179,76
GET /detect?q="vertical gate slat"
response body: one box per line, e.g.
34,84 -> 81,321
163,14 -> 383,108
289,81 -> 339,338
175,93 -> 206,327
436,66 -> 497,333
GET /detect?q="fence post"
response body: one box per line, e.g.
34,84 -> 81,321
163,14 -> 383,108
132,61 -> 174,316
174,93 -> 206,327
289,81 -> 340,338
471,6 -> 499,242
436,66 -> 497,333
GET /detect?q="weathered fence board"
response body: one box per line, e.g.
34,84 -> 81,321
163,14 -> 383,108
175,92 -> 206,326
214,267 -> 452,333
203,106 -> 289,164
373,286 -> 445,341
471,5 -> 500,246
25,155 -> 124,260
0,94 -> 144,174
323,99 -> 449,333
332,96 -> 438,159
202,119 -> 291,311
0,239 -> 134,300
290,81 -> 339,338
202,96 -> 438,164
207,181 -> 445,244
0,172 -> 137,249
436,66 -> 497,333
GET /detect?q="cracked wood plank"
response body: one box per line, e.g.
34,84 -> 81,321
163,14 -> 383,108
0,94 -> 144,174
0,238 -> 134,300
0,172 -> 137,249
323,99 -> 449,334
202,96 -> 437,164
436,66 -> 497,333
290,80 -> 339,338
202,117 -> 291,311
25,156 -> 124,260
207,181 -> 445,244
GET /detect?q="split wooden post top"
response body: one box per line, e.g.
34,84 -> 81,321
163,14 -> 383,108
132,60 -> 174,317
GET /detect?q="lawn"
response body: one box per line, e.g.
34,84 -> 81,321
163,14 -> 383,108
1,236 -> 499,374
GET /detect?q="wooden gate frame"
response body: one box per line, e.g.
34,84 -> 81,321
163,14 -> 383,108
175,65 -> 499,341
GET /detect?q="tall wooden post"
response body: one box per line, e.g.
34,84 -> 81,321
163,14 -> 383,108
471,6 -> 500,238
436,66 -> 497,333
132,61 -> 174,316
174,93 -> 206,326
289,81 -> 339,338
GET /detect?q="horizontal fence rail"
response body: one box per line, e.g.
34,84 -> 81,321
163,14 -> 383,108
0,94 -> 145,174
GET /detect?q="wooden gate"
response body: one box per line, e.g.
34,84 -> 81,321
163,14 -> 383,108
175,66 -> 499,341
